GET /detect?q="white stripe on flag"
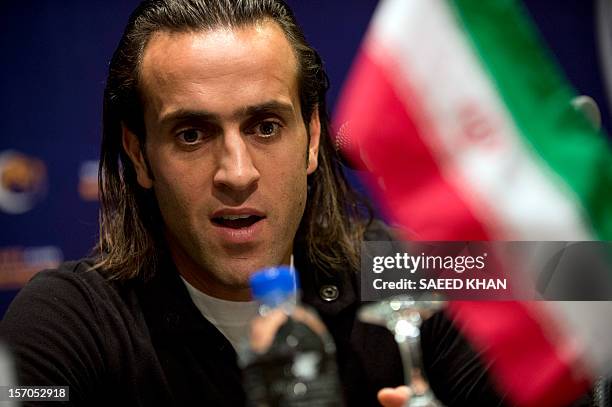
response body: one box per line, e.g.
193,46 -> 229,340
545,301 -> 612,375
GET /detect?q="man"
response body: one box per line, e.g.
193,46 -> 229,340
0,1 -> 503,406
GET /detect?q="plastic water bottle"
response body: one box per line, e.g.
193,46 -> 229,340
240,266 -> 344,407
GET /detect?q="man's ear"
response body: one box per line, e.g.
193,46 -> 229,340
122,124 -> 153,189
306,107 -> 321,175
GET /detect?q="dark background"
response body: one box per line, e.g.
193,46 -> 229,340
1,0 -> 610,318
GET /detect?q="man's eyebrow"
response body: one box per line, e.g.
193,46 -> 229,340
240,101 -> 295,119
159,109 -> 219,128
158,101 -> 296,128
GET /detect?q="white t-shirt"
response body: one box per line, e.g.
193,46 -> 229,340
181,257 -> 296,351
181,277 -> 259,352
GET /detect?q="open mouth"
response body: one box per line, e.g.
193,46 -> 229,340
211,215 -> 264,229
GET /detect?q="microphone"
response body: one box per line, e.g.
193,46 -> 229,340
0,342 -> 17,407
571,95 -> 602,131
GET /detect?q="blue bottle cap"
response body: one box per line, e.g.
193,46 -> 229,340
250,266 -> 297,301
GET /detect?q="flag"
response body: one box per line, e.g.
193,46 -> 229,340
334,1 -> 612,406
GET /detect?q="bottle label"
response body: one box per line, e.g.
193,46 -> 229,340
243,319 -> 344,407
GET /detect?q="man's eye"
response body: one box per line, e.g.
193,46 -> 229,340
177,129 -> 204,144
254,121 -> 281,138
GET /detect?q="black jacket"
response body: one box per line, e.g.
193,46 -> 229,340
0,222 -> 504,406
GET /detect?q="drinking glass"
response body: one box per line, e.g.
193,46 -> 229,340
358,295 -> 446,407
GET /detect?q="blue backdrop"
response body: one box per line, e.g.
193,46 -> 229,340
1,0 -> 609,318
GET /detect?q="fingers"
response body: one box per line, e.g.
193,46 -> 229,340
249,309 -> 287,353
377,385 -> 412,407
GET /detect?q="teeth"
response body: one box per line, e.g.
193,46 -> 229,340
220,214 -> 252,220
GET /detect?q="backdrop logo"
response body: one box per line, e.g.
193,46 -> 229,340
0,150 -> 47,214
0,246 -> 63,288
78,160 -> 99,201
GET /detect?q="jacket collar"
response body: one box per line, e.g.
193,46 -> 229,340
293,243 -> 358,317
136,244 -> 359,336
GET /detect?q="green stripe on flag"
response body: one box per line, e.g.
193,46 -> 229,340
451,0 -> 612,239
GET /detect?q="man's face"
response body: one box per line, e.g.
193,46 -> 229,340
123,21 -> 320,300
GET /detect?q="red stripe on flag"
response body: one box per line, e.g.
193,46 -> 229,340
334,46 -> 490,240
448,301 -> 590,407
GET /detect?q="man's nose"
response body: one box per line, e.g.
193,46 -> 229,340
213,132 -> 260,192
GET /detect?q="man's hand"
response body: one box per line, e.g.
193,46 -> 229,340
377,386 -> 411,407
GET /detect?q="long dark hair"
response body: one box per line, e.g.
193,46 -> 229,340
95,0 -> 371,280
